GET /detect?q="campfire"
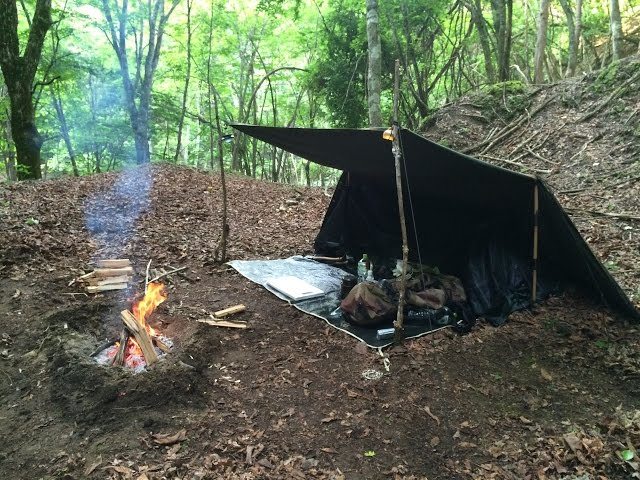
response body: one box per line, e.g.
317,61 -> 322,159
94,281 -> 172,372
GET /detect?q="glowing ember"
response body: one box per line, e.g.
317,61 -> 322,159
106,339 -> 147,370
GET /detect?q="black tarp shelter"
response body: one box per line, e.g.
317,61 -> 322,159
231,123 -> 639,322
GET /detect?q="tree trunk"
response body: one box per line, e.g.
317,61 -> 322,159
3,115 -> 17,181
7,85 -> 43,179
207,5 -> 228,263
0,0 -> 52,180
174,0 -> 192,164
574,0 -> 583,70
366,0 -> 383,127
523,0 -> 531,80
559,0 -> 580,77
534,0 -> 550,83
490,0 -> 514,81
610,0 -> 623,61
132,113 -> 151,164
88,74 -> 102,173
466,0 -> 496,83
100,0 -> 179,165
51,89 -> 79,176
304,160 -> 311,187
504,0 -> 513,81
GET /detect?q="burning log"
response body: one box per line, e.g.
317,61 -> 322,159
111,329 -> 130,366
120,310 -> 158,366
93,281 -> 169,370
152,335 -> 171,353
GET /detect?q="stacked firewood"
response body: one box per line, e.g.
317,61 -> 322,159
77,259 -> 133,293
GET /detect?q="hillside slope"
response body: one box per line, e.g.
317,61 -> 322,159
423,56 -> 640,307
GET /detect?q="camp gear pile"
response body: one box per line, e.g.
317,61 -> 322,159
229,256 -> 457,348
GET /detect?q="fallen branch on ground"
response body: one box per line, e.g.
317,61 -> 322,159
566,209 -> 640,221
526,147 -> 559,165
558,187 -> 588,195
147,266 -> 187,284
579,69 -> 640,122
197,318 -> 247,329
463,97 -> 555,154
213,304 -> 246,318
508,131 -> 539,157
479,154 -> 552,174
567,133 -> 604,166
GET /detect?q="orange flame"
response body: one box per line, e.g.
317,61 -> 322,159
132,282 -> 167,336
106,282 -> 168,369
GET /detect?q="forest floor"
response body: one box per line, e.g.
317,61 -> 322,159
1,59 -> 639,480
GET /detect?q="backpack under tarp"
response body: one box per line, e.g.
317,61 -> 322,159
340,273 -> 471,327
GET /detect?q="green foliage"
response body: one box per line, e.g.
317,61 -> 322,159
308,0 -> 367,127
620,449 -> 635,461
2,0 -> 637,183
592,62 -> 620,93
257,0 -> 302,18
470,81 -> 531,120
482,81 -> 527,96
604,259 -> 620,272
15,164 -> 32,177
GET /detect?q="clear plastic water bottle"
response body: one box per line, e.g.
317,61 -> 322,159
366,268 -> 374,281
357,254 -> 368,282
392,259 -> 403,277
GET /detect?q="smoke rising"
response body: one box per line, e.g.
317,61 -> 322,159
84,163 -> 152,257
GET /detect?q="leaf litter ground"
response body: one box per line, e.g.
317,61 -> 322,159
1,63 -> 640,479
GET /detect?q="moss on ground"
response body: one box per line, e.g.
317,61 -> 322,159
469,80 -> 532,120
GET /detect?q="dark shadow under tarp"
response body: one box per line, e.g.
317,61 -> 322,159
229,256 -> 450,348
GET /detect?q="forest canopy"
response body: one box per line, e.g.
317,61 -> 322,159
1,0 -> 639,182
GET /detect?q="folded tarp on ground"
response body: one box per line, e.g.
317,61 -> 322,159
228,256 -> 450,348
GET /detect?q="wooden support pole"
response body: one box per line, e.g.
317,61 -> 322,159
532,181 -> 539,304
120,310 -> 158,365
391,59 -> 409,344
